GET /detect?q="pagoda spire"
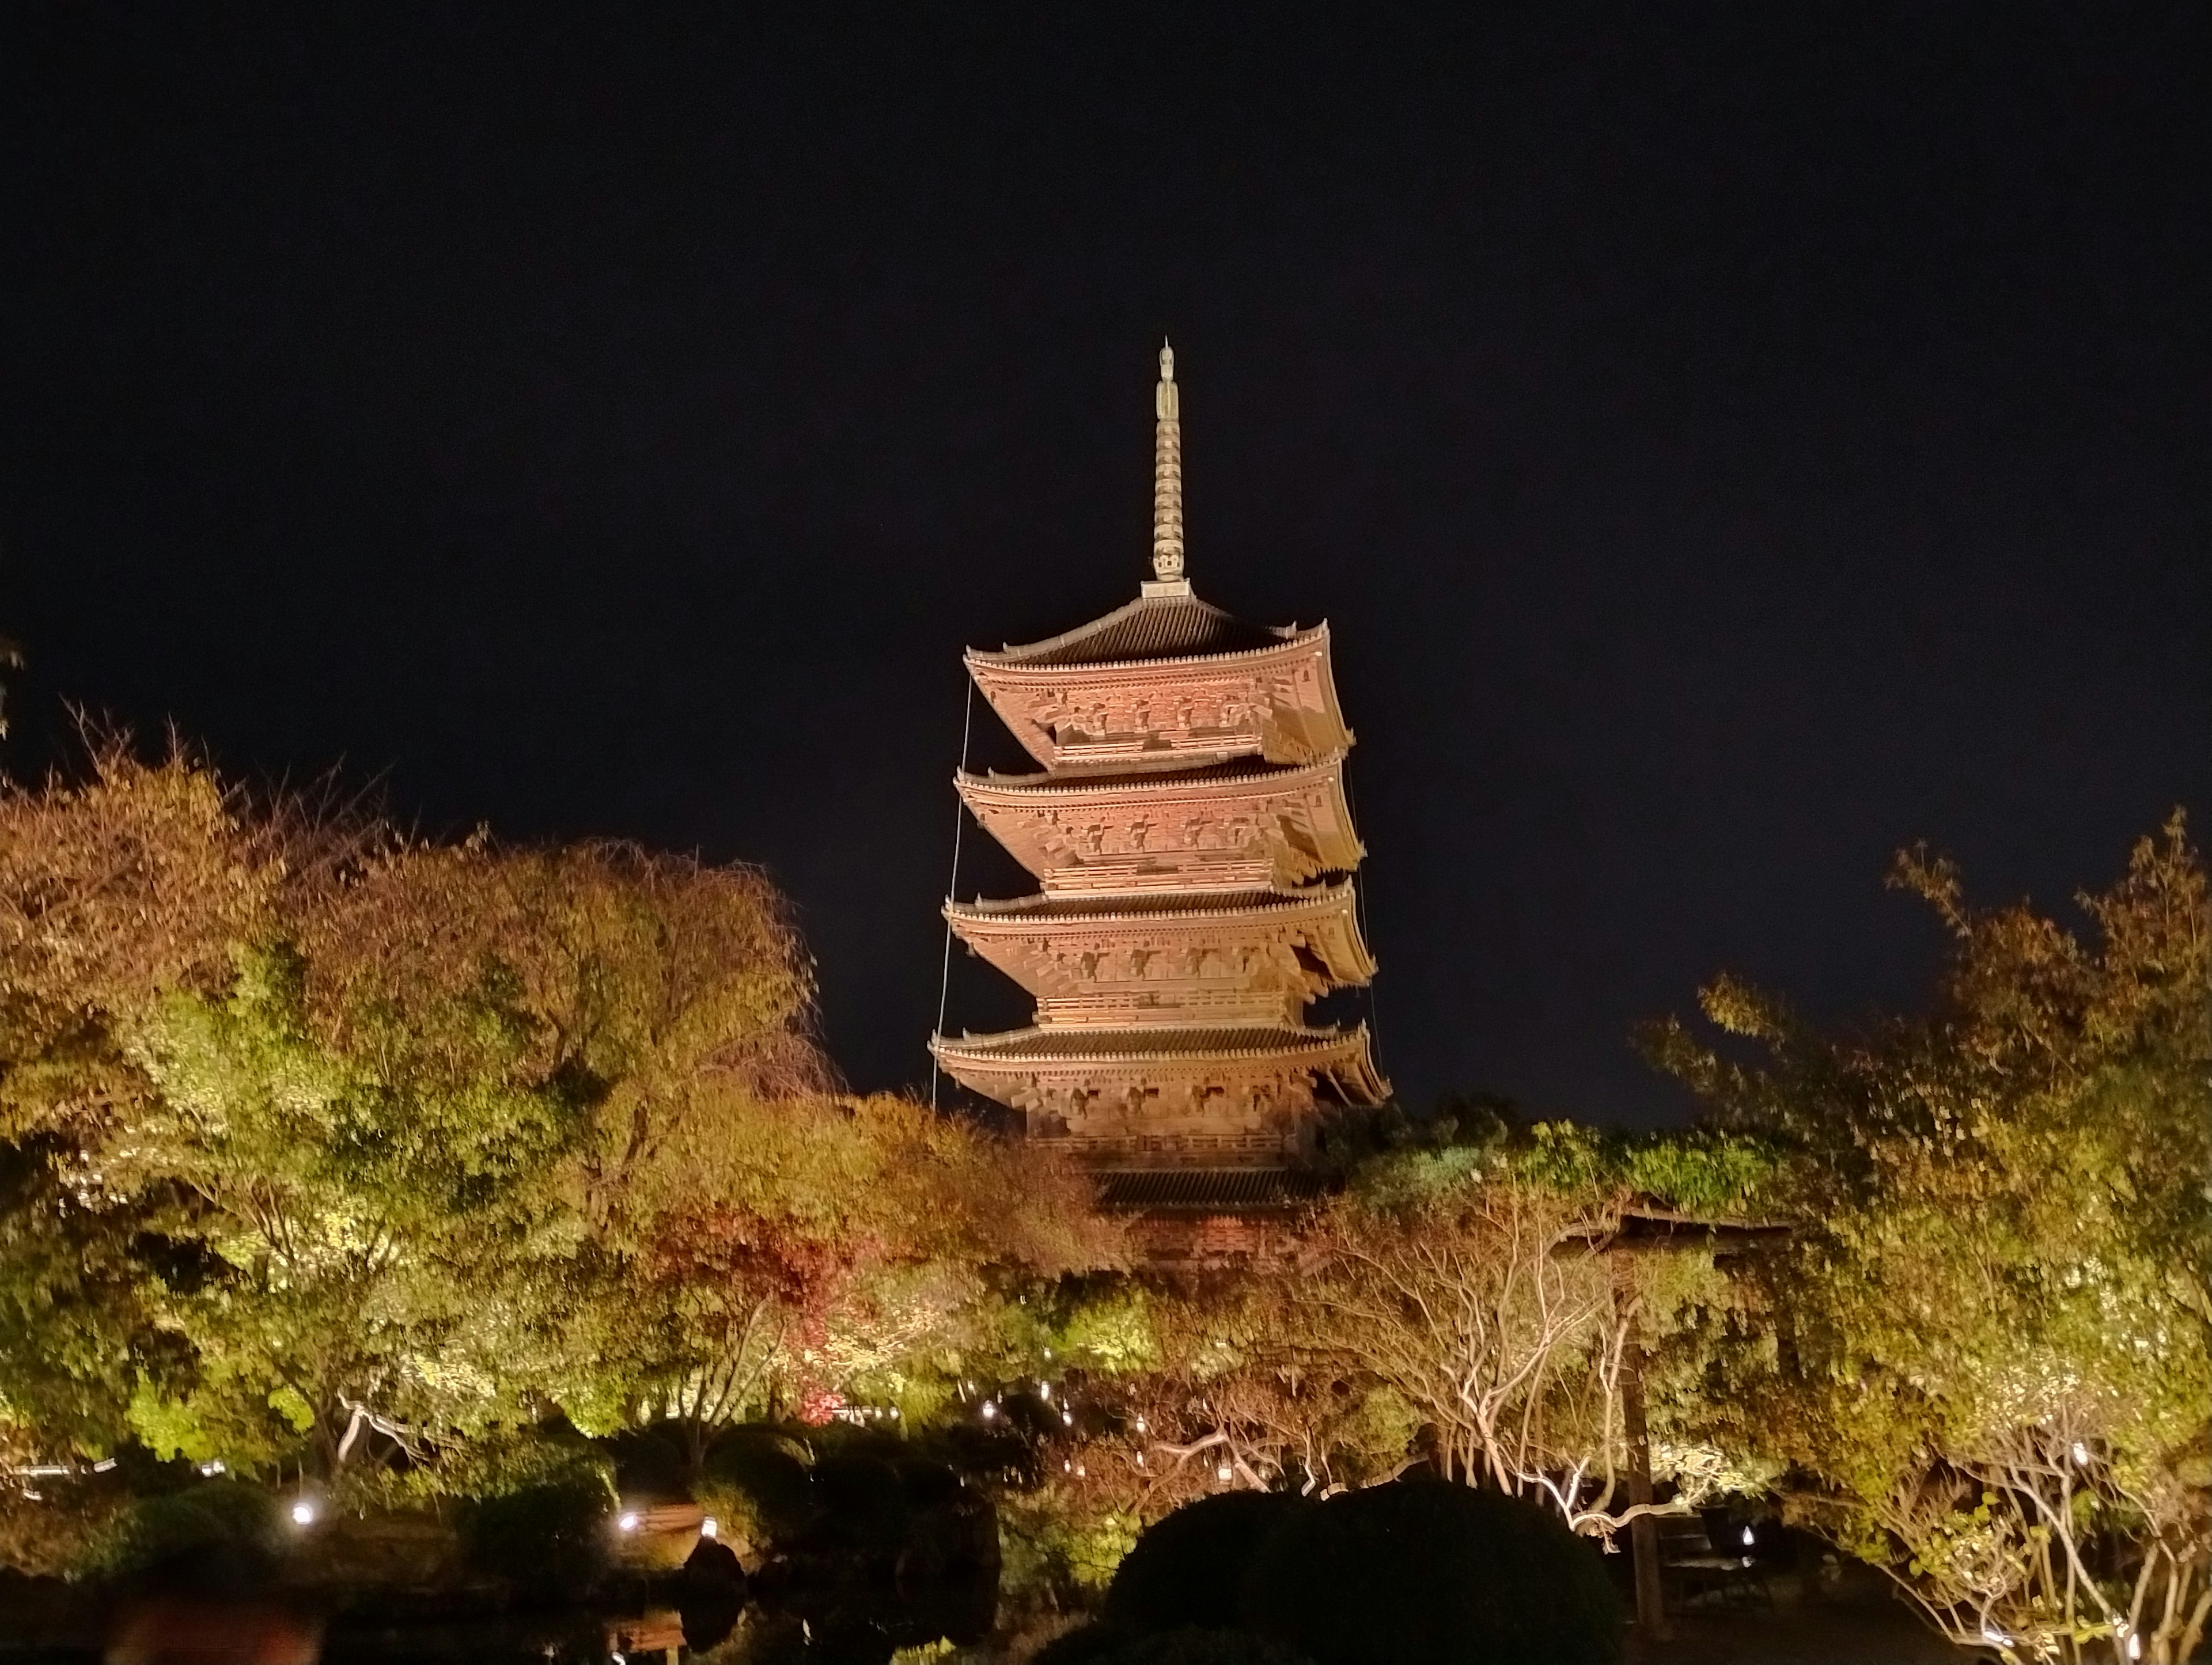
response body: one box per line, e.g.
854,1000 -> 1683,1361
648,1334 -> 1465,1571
1146,340 -> 1189,596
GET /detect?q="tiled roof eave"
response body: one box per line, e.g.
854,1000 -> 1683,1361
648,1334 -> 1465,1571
966,623 -> 1330,676
944,881 -> 1356,930
1092,1166 -> 1335,1212
956,752 -> 1343,802
929,1023 -> 1371,1068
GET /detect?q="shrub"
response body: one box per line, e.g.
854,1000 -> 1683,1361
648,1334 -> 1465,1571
459,1466 -> 617,1600
1104,1492 -> 1311,1636
1040,1628 -> 1314,1665
85,1478 -> 281,1582
1039,1628 -> 1315,1665
1240,1480 -> 1620,1665
702,1429 -> 816,1545
0,1474 -> 127,1577
807,1454 -> 908,1553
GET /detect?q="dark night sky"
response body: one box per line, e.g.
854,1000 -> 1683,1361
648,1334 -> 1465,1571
5,9 -> 2207,1125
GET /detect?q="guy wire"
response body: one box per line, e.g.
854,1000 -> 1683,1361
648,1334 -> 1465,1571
929,675 -> 976,1112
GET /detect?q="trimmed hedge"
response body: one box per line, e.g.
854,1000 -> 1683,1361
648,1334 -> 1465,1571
89,1478 -> 281,1582
1240,1480 -> 1621,1665
459,1469 -> 616,1599
1103,1492 -> 1310,1636
1040,1626 -> 1314,1665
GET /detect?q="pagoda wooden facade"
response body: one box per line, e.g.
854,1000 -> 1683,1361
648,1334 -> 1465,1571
930,347 -> 1387,1185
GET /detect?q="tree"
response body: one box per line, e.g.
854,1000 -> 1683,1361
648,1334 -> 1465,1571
1037,1126 -> 1763,1554
1282,1128 -> 1760,1539
1649,813 -> 2212,1664
563,1084 -> 1119,1473
0,743 -> 289,1458
0,743 -> 840,1490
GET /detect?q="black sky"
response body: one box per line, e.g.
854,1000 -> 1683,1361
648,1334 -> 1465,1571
5,8 -> 2207,1124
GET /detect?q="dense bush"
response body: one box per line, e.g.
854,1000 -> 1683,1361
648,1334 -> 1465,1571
700,1428 -> 817,1546
459,1469 -> 617,1599
1240,1480 -> 1620,1665
87,1477 -> 282,1583
1103,1492 -> 1310,1636
806,1454 -> 910,1553
1040,1627 -> 1314,1665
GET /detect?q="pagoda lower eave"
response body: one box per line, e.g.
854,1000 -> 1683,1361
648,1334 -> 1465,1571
929,1021 -> 1387,1162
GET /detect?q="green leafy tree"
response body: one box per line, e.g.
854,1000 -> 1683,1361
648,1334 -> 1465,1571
1649,813 -> 2212,1664
1042,1126 -> 1764,1552
562,1083 -> 1119,1472
0,745 -> 842,1496
0,744 -> 287,1457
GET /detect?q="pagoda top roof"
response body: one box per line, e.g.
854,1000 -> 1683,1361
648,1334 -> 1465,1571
969,585 -> 1316,671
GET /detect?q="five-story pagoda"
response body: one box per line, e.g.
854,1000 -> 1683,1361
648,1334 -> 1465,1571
930,347 -> 1387,1197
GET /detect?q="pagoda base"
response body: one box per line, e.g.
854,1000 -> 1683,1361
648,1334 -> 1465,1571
1090,1167 -> 1332,1269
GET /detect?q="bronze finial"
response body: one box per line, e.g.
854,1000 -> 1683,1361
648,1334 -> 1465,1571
1150,339 -> 1187,590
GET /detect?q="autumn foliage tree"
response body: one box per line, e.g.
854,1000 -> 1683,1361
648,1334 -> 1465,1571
1027,1124 -> 1767,1562
0,739 -> 1114,1516
1649,813 -> 2212,1664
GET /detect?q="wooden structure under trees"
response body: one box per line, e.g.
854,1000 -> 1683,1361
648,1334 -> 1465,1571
1582,1203 -> 1791,1641
931,346 -> 1387,1226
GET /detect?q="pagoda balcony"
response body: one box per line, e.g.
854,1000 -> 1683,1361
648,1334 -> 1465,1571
1032,988 -> 1309,1029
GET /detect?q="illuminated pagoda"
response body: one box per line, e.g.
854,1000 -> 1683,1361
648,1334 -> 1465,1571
930,346 -> 1387,1199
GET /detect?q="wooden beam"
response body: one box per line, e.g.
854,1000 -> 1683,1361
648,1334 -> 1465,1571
1616,1268 -> 1671,1643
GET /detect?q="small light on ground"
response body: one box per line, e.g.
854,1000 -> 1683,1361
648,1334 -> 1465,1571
290,1500 -> 317,1526
618,1511 -> 641,1533
1741,1526 -> 1755,1546
700,1517 -> 718,1539
980,1401 -> 997,1420
1215,1462 -> 1233,1482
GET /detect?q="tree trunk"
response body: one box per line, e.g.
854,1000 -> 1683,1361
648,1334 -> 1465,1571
1617,1275 -> 1669,1642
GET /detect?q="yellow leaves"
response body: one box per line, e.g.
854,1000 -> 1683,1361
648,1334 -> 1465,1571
266,1385 -> 314,1433
124,1380 -> 216,1465
1054,1288 -> 1158,1375
1697,972 -> 1787,1040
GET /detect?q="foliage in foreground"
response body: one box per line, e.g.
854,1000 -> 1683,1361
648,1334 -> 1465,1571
1649,813 -> 2211,1664
0,743 -> 1115,1524
1048,1482 -> 1619,1665
3,734 -> 2202,1665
